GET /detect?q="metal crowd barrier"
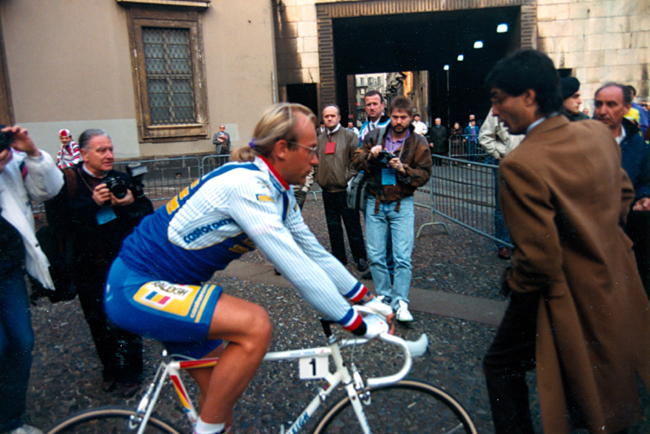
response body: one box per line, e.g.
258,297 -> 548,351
200,154 -> 231,176
113,156 -> 202,206
414,154 -> 513,248
112,154 -> 237,207
446,134 -> 487,160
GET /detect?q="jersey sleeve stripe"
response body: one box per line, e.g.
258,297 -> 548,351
345,282 -> 368,303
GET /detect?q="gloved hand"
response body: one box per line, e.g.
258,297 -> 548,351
362,314 -> 390,339
363,296 -> 393,319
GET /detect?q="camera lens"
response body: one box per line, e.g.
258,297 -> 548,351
104,176 -> 128,199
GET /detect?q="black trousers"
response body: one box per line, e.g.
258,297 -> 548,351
625,210 -> 650,298
74,262 -> 143,383
322,190 -> 367,265
483,292 -> 539,434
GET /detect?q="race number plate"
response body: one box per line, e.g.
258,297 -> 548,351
299,356 -> 329,380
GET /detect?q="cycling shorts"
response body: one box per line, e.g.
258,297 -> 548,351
105,257 -> 223,359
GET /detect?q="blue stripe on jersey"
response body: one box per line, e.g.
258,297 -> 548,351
344,282 -> 367,303
118,162 -> 261,283
337,308 -> 356,326
282,192 -> 289,221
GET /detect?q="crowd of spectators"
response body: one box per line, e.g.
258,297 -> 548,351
3,47 -> 650,434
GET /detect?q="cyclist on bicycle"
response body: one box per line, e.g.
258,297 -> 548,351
105,103 -> 392,434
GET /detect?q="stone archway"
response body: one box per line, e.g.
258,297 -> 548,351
316,0 -> 536,109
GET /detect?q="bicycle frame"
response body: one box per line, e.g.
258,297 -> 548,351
129,330 -> 427,434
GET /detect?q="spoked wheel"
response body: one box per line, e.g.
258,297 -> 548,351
46,406 -> 182,434
312,380 -> 477,434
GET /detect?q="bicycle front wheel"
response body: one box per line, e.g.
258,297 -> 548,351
312,380 -> 477,434
46,406 -> 182,434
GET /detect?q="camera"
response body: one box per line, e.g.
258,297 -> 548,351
126,163 -> 148,199
0,130 -> 14,153
377,150 -> 397,165
103,175 -> 128,199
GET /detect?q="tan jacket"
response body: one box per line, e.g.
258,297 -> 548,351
500,115 -> 650,433
313,126 -> 358,193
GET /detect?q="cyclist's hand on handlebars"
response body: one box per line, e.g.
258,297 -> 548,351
362,314 -> 391,339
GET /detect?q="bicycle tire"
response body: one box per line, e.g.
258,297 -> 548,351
312,379 -> 477,434
45,406 -> 182,434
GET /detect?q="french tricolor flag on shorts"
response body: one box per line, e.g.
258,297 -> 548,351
145,291 -> 172,307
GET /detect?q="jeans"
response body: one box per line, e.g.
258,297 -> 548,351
322,190 -> 367,265
365,196 -> 414,307
0,261 -> 34,432
487,157 -> 510,249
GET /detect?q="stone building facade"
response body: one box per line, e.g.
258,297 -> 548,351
537,0 -> 649,114
274,0 -> 649,119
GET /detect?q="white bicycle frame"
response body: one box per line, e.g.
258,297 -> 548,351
129,309 -> 428,434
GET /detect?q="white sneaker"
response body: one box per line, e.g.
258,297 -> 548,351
395,300 -> 414,322
8,425 -> 43,434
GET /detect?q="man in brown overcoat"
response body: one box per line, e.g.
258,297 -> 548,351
482,50 -> 650,434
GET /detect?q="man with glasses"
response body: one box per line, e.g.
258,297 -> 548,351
105,103 -> 392,434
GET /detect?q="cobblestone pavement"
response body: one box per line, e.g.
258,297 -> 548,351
21,195 -> 648,433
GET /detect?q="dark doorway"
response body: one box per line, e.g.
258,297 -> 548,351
331,7 -> 520,127
286,83 -> 319,119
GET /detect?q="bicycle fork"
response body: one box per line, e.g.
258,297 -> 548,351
334,347 -> 373,433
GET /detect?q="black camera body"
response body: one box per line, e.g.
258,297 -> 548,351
126,163 -> 148,199
377,150 -> 397,165
103,175 -> 128,199
0,130 -> 14,153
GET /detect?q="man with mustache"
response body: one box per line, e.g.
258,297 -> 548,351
353,96 -> 432,322
595,83 -> 650,296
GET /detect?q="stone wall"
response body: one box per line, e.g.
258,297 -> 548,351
537,0 -> 650,112
274,0 -> 320,88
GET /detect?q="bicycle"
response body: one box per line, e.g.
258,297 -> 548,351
46,307 -> 477,434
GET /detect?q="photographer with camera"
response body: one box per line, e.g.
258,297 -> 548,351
0,125 -> 63,434
353,96 -> 432,322
48,129 -> 153,398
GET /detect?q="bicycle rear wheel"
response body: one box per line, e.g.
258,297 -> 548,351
46,406 -> 182,434
312,379 -> 477,434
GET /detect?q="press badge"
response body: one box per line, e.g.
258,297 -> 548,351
96,206 -> 117,225
325,141 -> 336,154
382,168 -> 396,185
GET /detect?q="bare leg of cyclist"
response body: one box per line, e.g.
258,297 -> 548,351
190,294 -> 273,431
187,344 -> 229,423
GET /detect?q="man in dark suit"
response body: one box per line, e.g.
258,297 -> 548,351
429,117 -> 447,164
482,50 -> 650,434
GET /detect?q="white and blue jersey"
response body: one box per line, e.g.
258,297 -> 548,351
107,156 -> 367,352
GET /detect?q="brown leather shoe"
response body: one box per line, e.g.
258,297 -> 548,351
498,247 -> 511,260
